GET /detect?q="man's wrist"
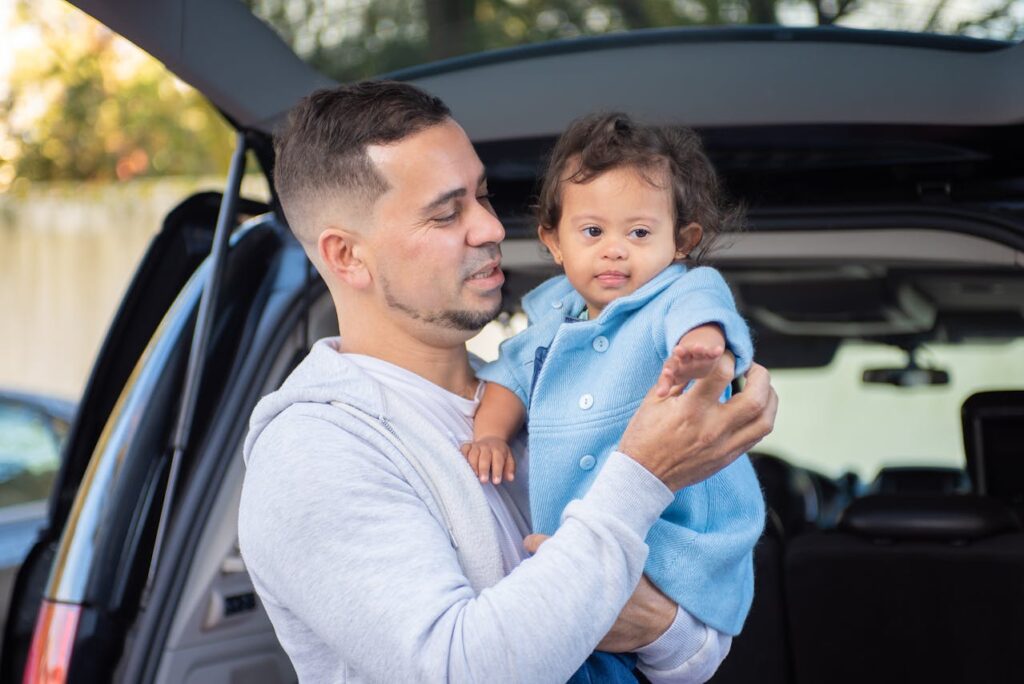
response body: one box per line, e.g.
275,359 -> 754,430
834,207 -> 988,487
570,452 -> 673,536
617,441 -> 673,487
634,605 -> 709,672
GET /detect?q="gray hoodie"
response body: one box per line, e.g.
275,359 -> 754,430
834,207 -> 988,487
239,338 -> 681,683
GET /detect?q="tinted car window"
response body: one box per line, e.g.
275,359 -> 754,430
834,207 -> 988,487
0,401 -> 64,509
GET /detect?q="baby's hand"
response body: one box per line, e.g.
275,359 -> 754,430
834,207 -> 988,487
460,437 -> 516,484
655,324 -> 727,397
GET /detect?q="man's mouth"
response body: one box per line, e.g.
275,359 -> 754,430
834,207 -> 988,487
466,261 -> 505,289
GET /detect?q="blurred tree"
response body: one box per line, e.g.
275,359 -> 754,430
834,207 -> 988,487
2,0 -> 1021,189
0,0 -> 234,191
244,0 -> 1024,83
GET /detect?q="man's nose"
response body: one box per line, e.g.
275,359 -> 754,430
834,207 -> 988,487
467,201 -> 505,246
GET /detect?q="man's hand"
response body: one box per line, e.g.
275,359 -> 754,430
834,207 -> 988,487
525,534 -> 675,652
620,354 -> 777,492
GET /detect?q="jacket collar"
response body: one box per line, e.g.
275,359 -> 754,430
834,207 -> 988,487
522,264 -> 687,325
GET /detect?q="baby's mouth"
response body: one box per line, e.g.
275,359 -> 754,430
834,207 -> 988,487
595,271 -> 629,286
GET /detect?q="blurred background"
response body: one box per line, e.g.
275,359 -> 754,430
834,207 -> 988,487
0,0 -> 1022,516
3,0 -> 1022,400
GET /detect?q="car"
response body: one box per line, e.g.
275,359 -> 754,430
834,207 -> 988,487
0,389 -> 75,658
4,1 -> 1023,683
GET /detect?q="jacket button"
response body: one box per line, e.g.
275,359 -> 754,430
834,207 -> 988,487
578,394 -> 594,410
592,336 -> 609,352
579,455 -> 596,470
552,301 -> 563,309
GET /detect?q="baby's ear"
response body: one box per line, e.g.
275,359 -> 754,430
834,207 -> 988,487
537,225 -> 563,265
676,222 -> 704,259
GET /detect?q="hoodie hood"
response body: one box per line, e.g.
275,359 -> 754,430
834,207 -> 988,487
243,338 -> 386,467
241,336 -> 508,592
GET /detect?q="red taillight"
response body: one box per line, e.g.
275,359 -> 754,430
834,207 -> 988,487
22,600 -> 81,684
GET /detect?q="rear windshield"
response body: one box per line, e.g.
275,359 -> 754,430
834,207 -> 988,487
243,0 -> 1023,82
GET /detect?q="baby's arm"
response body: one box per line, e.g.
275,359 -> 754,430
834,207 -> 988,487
655,324 -> 726,397
461,382 -> 526,484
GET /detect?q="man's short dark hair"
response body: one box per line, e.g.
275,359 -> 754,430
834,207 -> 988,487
536,112 -> 742,261
274,80 -> 451,244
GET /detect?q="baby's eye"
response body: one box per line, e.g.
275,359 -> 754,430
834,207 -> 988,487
630,227 -> 651,239
583,225 -> 602,237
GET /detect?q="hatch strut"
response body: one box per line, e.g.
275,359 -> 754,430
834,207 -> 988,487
145,132 -> 248,594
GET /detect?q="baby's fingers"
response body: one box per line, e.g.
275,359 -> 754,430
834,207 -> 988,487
463,444 -> 482,478
490,451 -> 506,485
503,452 -> 516,482
476,448 -> 493,483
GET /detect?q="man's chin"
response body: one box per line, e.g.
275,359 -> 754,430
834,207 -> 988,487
438,302 -> 501,332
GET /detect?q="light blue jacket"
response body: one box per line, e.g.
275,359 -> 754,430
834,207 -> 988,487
478,264 -> 765,635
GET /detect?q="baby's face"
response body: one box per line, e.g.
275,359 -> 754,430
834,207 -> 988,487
543,165 -> 678,318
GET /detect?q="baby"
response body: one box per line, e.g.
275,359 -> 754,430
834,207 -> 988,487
465,113 -> 765,643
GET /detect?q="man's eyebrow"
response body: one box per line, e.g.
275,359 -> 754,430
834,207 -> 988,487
422,173 -> 489,213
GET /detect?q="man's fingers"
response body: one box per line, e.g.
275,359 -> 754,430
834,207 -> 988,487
720,376 -> 778,459
523,533 -> 551,554
687,350 -> 735,404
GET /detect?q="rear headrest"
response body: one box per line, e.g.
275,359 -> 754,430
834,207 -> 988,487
839,495 -> 1020,542
870,466 -> 970,496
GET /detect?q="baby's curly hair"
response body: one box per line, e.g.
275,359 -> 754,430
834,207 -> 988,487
536,113 -> 743,261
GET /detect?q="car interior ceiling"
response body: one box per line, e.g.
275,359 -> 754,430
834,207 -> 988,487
146,214 -> 1024,684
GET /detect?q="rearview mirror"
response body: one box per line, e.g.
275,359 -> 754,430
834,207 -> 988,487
862,367 -> 949,387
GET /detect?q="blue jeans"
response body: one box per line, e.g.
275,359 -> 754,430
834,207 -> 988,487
567,651 -> 639,684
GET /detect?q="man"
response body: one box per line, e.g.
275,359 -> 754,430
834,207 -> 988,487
238,81 -> 777,683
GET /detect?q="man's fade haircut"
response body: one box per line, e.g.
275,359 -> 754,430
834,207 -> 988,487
536,112 -> 743,261
273,80 -> 452,246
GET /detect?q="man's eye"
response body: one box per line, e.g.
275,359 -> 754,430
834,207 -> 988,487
584,226 -> 602,237
477,192 -> 495,203
434,209 -> 459,223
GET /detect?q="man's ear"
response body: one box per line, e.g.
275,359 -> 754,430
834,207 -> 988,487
537,225 -> 563,266
675,222 -> 704,259
318,227 -> 371,289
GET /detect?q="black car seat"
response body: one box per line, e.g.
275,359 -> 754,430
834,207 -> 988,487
785,494 -> 1024,684
869,466 -> 971,495
962,390 -> 1024,514
749,452 -> 821,537
707,513 -> 791,684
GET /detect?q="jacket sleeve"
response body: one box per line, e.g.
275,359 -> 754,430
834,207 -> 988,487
659,266 -> 753,377
239,408 -> 673,683
476,353 -> 530,408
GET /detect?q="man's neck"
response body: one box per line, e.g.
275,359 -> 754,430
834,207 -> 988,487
335,309 -> 478,399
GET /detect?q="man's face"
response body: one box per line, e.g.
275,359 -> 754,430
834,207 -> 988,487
363,120 -> 505,338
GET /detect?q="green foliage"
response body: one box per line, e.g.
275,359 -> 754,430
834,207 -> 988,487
1,0 -> 234,190
3,0 -> 1021,187
246,0 -> 1024,83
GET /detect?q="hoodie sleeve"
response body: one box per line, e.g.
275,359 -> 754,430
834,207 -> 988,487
238,407 -> 673,684
658,267 -> 753,377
